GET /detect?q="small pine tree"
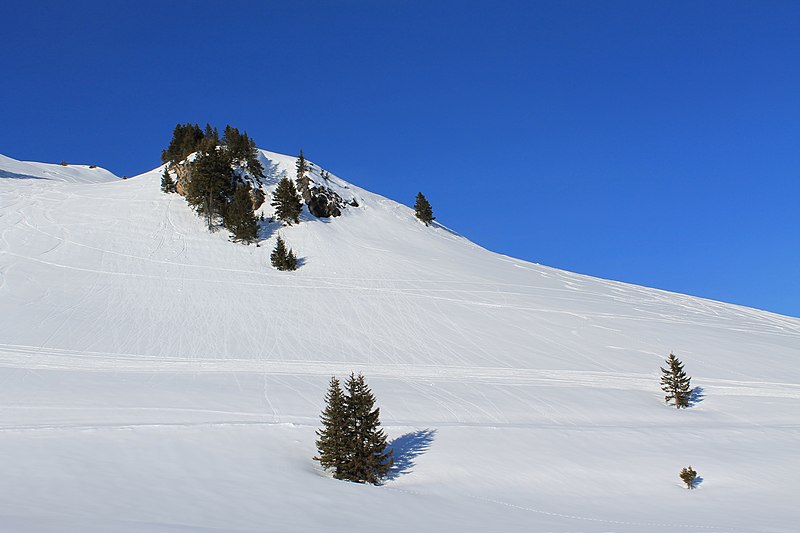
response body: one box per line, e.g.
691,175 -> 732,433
296,149 -> 309,183
680,466 -> 698,489
224,184 -> 259,243
160,167 -> 176,193
340,373 -> 393,484
271,177 -> 303,225
414,192 -> 435,226
270,236 -> 298,271
314,377 -> 349,476
660,353 -> 693,408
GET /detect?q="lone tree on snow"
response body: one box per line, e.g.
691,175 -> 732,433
271,177 -> 303,225
660,353 -> 694,408
270,235 -> 297,271
314,372 -> 393,484
414,192 -> 435,226
680,466 -> 698,489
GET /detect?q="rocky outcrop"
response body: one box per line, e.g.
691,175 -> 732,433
296,176 -> 349,218
249,187 -> 265,211
174,164 -> 191,196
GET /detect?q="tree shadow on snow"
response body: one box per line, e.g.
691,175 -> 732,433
386,429 -> 436,481
258,157 -> 283,187
0,169 -> 48,180
257,219 -> 281,243
688,386 -> 705,407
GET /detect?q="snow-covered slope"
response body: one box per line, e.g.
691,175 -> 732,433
0,153 -> 118,183
0,149 -> 798,532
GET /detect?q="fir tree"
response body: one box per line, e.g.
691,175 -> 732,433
660,353 -> 693,408
160,167 -> 176,193
186,147 -> 235,230
314,377 -> 349,476
224,183 -> 259,243
271,177 -> 303,225
161,123 -> 206,165
222,125 -> 264,178
340,372 -> 393,484
270,235 -> 297,271
414,192 -> 435,226
680,466 -> 698,489
295,149 -> 309,183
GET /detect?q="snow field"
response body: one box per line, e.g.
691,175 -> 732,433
0,151 -> 798,531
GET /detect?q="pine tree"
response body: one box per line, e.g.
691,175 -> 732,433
314,377 -> 349,476
186,147 -> 235,230
271,177 -> 303,225
414,192 -> 435,226
680,466 -> 698,489
660,353 -> 693,408
161,123 -> 206,165
295,149 -> 309,183
270,236 -> 297,271
222,125 -> 264,178
160,167 -> 176,193
340,373 -> 393,484
224,183 -> 259,243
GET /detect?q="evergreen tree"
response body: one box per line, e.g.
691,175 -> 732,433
222,125 -> 264,178
314,377 -> 349,476
680,466 -> 698,489
224,183 -> 259,243
660,353 -> 693,408
186,147 -> 235,230
204,123 -> 220,146
161,123 -> 206,165
270,235 -> 297,271
271,177 -> 303,225
340,373 -> 393,484
295,149 -> 309,183
160,167 -> 176,193
414,192 -> 435,226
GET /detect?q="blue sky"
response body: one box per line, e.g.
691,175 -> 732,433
1,1 -> 798,317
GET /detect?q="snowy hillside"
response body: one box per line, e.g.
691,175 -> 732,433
0,153 -> 118,183
0,150 -> 798,532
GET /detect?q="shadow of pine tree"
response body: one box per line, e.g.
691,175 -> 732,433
386,429 -> 437,481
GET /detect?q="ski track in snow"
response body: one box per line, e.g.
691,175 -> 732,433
0,342 -> 797,399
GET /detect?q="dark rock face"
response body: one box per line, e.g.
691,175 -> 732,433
296,176 -> 348,218
307,188 -> 342,218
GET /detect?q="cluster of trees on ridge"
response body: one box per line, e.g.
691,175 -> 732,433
160,124 -> 439,271
160,123 -> 264,245
160,123 -> 303,269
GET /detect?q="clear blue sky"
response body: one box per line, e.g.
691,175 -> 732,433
1,1 -> 798,317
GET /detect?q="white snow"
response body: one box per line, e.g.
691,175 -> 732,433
0,153 -> 118,183
0,150 -> 798,532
